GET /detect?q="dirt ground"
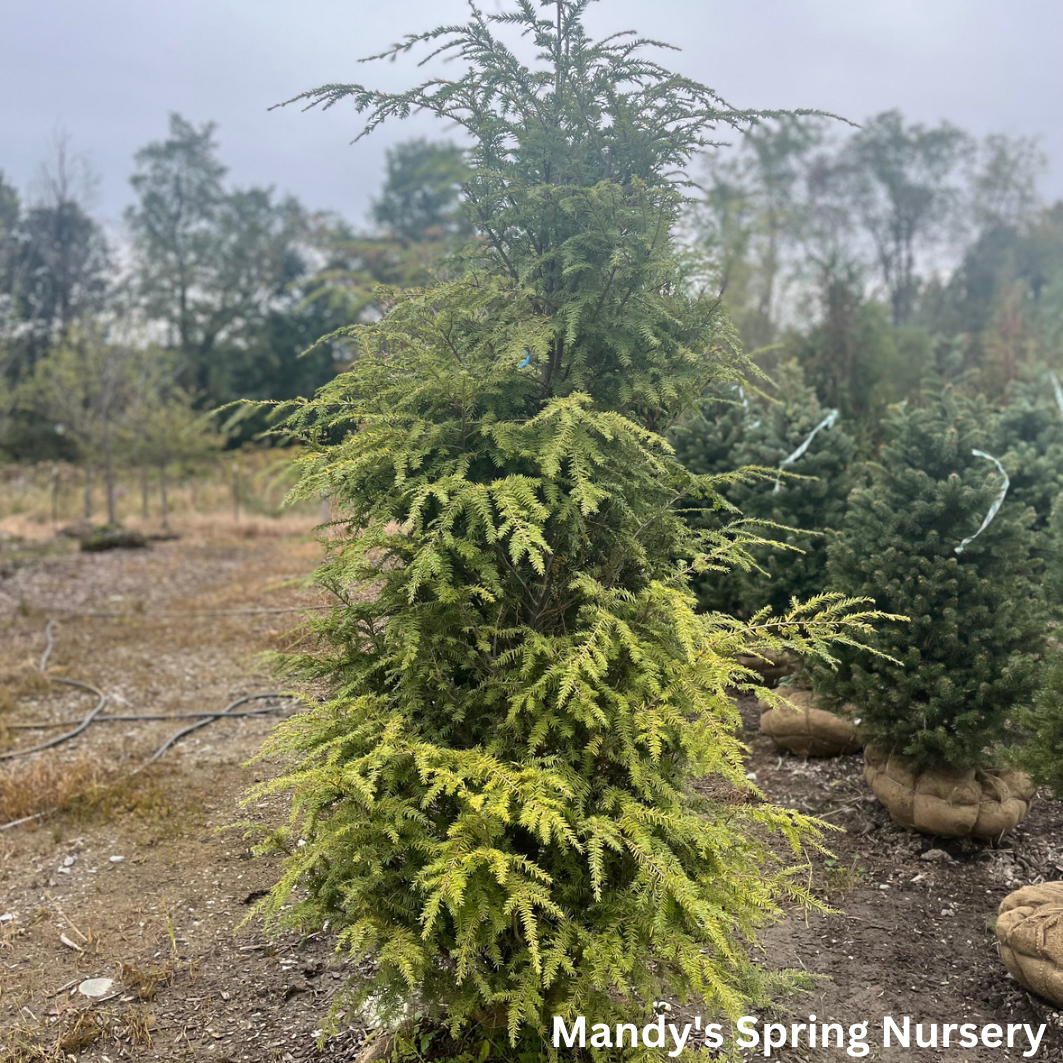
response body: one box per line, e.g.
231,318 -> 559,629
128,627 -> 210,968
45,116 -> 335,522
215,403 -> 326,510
0,523 -> 367,1062
2,524 -> 1063,1061
735,700 -> 1063,1063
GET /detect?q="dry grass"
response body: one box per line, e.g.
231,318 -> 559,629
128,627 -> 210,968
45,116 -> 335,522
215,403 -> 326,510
0,664 -> 50,701
0,1024 -> 62,1063
116,1005 -> 154,1047
56,1010 -> 103,1052
0,1004 -> 154,1063
119,960 -> 178,1003
0,753 -> 203,833
159,510 -> 319,540
0,450 -> 320,539
0,754 -> 101,824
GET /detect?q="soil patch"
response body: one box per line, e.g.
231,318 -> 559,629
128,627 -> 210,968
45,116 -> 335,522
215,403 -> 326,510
4,530 -> 1063,1060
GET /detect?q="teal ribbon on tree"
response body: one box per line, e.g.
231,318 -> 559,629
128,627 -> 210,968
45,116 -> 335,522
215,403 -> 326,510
773,408 -> 839,493
1050,372 -> 1063,422
955,449 -> 1009,555
734,383 -> 760,428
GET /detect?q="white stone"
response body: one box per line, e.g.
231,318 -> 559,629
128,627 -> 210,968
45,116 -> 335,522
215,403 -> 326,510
77,977 -> 114,999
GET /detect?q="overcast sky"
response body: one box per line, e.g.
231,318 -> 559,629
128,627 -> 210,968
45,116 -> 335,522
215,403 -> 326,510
3,0 -> 1061,229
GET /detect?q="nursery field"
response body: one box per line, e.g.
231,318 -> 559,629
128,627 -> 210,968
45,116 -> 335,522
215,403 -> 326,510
0,519 -> 372,1062
1,525 -> 1061,1061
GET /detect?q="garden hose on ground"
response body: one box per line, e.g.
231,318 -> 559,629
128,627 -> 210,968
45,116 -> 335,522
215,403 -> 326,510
0,612 -> 304,830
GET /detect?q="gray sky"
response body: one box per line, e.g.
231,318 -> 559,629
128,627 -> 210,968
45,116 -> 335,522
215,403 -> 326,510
3,0 -> 1061,228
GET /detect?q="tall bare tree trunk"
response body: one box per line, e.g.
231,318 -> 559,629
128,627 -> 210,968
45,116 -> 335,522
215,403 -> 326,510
160,464 -> 170,531
83,465 -> 92,520
51,465 -> 60,529
103,422 -> 116,526
140,465 -> 149,518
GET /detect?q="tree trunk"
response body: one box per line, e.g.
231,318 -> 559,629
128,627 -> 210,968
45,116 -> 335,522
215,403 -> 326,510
103,423 -> 116,526
83,465 -> 92,520
140,465 -> 149,519
160,465 -> 170,531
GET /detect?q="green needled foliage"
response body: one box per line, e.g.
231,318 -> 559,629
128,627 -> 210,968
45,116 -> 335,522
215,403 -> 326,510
993,376 -> 1063,530
250,1 -> 888,1050
1014,651 -> 1063,798
671,361 -> 856,620
814,388 -> 1046,771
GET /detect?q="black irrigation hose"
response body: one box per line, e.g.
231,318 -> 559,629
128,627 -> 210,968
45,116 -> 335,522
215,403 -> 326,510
40,616 -> 59,670
0,678 -> 108,761
50,606 -> 330,620
142,693 -> 289,766
5,707 -> 285,730
1,617 -> 298,768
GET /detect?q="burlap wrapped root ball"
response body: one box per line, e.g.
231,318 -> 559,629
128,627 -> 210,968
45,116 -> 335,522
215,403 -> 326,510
996,882 -> 1063,1007
758,688 -> 862,757
736,650 -> 800,688
863,746 -> 1034,839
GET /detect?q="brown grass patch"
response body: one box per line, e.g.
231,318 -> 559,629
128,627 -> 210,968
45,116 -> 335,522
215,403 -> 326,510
57,1010 -> 103,1052
0,754 -> 101,824
0,664 -> 51,701
0,1004 -> 153,1063
0,1025 -> 61,1063
119,960 -> 178,1002
0,754 -> 203,833
115,1005 -> 154,1047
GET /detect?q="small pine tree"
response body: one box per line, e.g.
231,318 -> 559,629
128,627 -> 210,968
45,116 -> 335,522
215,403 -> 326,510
1013,651 -> 1063,798
992,376 -> 1063,529
672,361 -> 856,619
814,388 -> 1047,769
251,3 -> 885,1052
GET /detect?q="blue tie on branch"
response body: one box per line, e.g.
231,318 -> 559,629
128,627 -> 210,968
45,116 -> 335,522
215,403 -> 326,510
955,449 -> 1009,554
1050,371 -> 1063,423
518,349 -> 531,368
773,409 -> 839,493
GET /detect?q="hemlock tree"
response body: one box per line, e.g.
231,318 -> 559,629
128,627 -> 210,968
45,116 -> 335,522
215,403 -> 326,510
814,388 -> 1046,769
252,2 -> 885,1052
672,361 -> 856,619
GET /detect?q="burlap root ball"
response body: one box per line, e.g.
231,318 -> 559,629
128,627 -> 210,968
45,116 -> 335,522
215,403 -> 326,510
737,650 -> 799,688
996,882 -> 1063,1007
758,688 -> 862,757
863,746 -> 1034,839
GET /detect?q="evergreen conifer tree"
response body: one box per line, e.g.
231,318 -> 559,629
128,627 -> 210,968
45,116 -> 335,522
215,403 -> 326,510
251,3 -> 885,1051
1014,651 -> 1063,798
992,376 -> 1063,530
671,361 -> 856,619
814,388 -> 1046,769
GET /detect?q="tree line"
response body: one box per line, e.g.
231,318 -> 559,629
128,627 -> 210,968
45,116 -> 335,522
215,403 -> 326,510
694,110 -> 1062,433
0,120 -> 468,520
3,105 -> 1061,526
